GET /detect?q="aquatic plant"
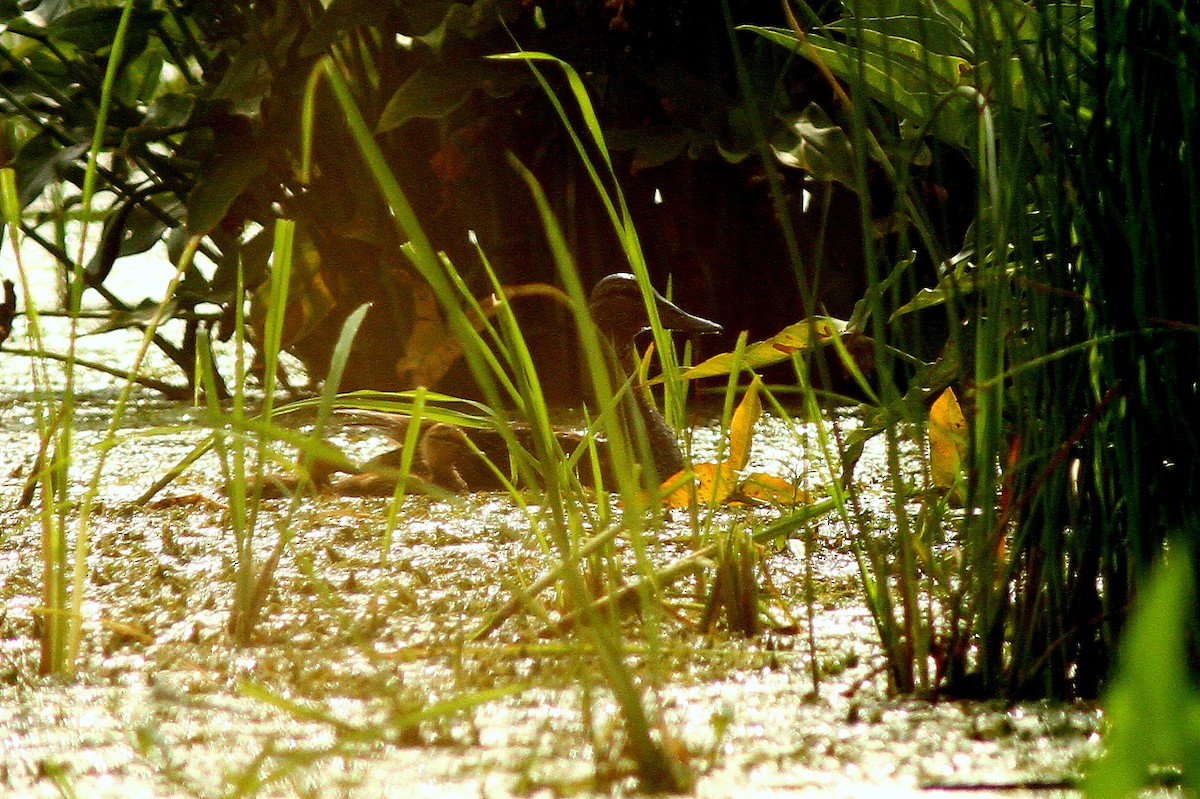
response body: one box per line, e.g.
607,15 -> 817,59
1083,550 -> 1200,798
1,0 -> 862,398
0,0 -> 204,676
744,0 -> 1200,700
6,14 -> 1198,799
286,51 -> 701,790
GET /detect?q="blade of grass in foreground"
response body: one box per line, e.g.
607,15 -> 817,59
507,157 -> 693,791
234,301 -> 371,643
490,50 -> 691,431
4,0 -> 143,677
67,235 -> 201,668
219,216 -> 367,642
317,55 -> 694,792
2,167 -> 70,676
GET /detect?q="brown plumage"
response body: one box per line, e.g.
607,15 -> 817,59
275,273 -> 720,496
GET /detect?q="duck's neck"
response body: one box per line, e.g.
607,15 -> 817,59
607,341 -> 685,482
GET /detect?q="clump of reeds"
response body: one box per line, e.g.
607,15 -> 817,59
747,0 -> 1199,702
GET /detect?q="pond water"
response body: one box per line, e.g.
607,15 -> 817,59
0,247 -> 1100,798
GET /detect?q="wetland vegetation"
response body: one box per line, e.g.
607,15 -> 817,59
2,0 -> 1198,796
0,335 -> 1102,797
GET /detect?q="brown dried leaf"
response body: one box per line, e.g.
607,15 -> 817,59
395,282 -> 569,388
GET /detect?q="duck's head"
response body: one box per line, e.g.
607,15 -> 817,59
587,273 -> 721,345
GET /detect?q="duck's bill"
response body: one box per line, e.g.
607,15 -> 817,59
654,293 -> 723,335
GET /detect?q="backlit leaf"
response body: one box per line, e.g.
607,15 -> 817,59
728,376 -> 762,471
676,317 -> 851,382
395,282 -> 568,388
771,103 -> 856,185
929,387 -> 967,495
662,462 -> 739,509
661,374 -> 813,509
739,473 -> 811,506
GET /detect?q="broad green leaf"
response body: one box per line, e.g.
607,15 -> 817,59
84,196 -> 171,284
890,263 -> 1016,319
892,286 -> 949,318
829,14 -> 973,59
376,59 -> 525,133
742,24 -> 977,149
1083,555 -> 1200,799
975,56 -> 1035,111
185,124 -> 266,234
210,42 -> 271,104
300,0 -> 393,56
131,92 -> 196,133
771,103 -> 857,184
742,26 -> 947,113
2,15 -> 44,39
410,0 -> 522,54
606,127 -> 694,171
9,130 -> 89,209
830,28 -> 970,93
45,6 -> 162,54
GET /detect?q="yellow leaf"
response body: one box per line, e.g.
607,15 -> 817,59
929,387 -> 968,492
739,473 -> 811,506
727,376 -> 762,471
662,462 -> 740,509
675,316 -> 853,381
769,317 -> 847,353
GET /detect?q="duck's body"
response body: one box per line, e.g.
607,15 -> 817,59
284,274 -> 720,496
331,417 -> 610,495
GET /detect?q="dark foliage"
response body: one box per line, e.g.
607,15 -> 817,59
1,0 -> 948,396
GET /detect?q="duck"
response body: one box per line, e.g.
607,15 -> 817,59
275,273 -> 721,497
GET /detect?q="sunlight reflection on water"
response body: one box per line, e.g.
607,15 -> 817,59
0,231 -> 1099,799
